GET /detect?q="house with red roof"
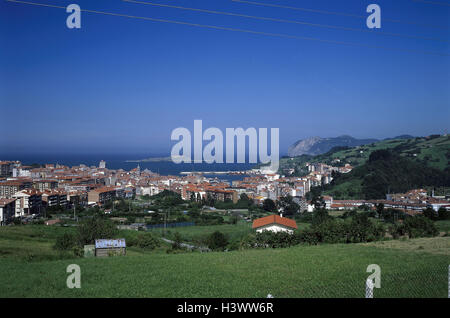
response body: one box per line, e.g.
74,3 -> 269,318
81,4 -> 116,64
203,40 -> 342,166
252,214 -> 298,234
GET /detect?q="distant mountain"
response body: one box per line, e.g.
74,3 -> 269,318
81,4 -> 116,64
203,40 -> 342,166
287,135 -> 378,157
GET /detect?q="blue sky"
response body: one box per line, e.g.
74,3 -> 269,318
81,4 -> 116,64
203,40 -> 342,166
0,0 -> 449,155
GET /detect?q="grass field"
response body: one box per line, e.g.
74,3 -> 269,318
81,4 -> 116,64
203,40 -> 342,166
436,220 -> 450,233
152,221 -> 311,245
151,221 -> 253,243
0,225 -> 448,298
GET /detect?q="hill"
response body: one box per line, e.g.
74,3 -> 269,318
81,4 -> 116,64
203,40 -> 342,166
287,135 -> 378,157
280,135 -> 450,174
322,149 -> 450,199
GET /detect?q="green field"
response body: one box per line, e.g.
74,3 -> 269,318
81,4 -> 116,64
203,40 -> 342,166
0,225 -> 448,298
153,222 -> 253,244
436,220 -> 450,233
152,221 -> 311,245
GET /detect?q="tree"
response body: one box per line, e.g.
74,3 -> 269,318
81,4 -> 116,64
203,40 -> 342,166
206,231 -> 228,251
136,233 -> 160,250
171,232 -> 183,250
376,203 -> 384,218
277,195 -> 300,216
236,193 -> 253,208
54,233 -> 77,251
263,199 -> 277,212
311,208 -> 330,226
77,216 -> 118,245
311,196 -> 326,210
423,207 -> 437,220
438,207 -> 450,220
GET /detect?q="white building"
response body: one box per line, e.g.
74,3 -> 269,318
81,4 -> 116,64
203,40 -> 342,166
252,214 -> 298,234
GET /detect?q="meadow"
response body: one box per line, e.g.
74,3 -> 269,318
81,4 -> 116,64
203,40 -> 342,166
154,221 -> 311,245
0,224 -> 448,298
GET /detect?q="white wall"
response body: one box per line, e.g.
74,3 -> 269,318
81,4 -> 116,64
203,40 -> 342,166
256,224 -> 294,234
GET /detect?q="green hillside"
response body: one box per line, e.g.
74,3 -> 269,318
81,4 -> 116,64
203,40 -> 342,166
280,135 -> 450,174
323,149 -> 450,199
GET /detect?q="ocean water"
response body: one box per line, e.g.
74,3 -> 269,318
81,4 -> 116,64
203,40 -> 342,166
1,153 -> 255,182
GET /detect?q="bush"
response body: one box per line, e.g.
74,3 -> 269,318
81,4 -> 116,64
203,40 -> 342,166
13,218 -> 22,225
297,213 -> 384,245
72,245 -> 84,257
77,217 -> 118,245
240,231 -> 297,249
172,232 -> 183,250
206,231 -> 228,251
296,228 -> 319,245
388,215 -> 439,239
403,215 -> 438,238
346,213 -> 384,243
136,233 -> 160,250
388,223 -> 407,239
227,239 -> 241,251
54,233 -> 77,251
438,207 -> 450,220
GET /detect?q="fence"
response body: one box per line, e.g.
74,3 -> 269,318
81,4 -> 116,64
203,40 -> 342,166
146,221 -> 195,230
278,264 -> 449,298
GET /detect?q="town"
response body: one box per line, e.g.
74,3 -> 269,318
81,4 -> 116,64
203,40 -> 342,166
0,158 -> 448,226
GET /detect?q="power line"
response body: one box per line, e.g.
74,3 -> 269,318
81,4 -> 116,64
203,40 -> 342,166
5,0 -> 450,57
231,0 -> 449,30
122,0 -> 450,43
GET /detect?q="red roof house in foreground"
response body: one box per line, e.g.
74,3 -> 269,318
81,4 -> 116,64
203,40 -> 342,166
252,214 -> 298,234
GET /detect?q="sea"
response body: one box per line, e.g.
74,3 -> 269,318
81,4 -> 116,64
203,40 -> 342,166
1,153 -> 256,183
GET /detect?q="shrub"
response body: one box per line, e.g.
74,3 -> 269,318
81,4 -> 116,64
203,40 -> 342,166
226,239 -> 241,251
345,213 -> 384,243
13,218 -> 22,225
403,215 -> 438,238
54,233 -> 77,251
171,232 -> 183,250
136,233 -> 160,250
77,217 -> 118,245
312,219 -> 347,244
240,231 -> 297,249
296,228 -> 319,245
72,245 -> 84,257
206,231 -> 228,251
297,213 -> 384,245
438,207 -> 450,220
388,223 -> 407,239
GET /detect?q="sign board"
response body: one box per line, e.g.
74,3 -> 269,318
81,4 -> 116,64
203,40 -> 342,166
95,238 -> 126,249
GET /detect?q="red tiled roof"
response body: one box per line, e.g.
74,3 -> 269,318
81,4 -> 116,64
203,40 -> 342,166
252,214 -> 298,230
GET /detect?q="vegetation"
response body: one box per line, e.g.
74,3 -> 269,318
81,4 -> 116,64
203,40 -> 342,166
205,231 -> 229,251
323,149 -> 449,199
0,235 -> 448,297
136,233 -> 160,250
262,199 -> 276,212
280,135 -> 450,173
